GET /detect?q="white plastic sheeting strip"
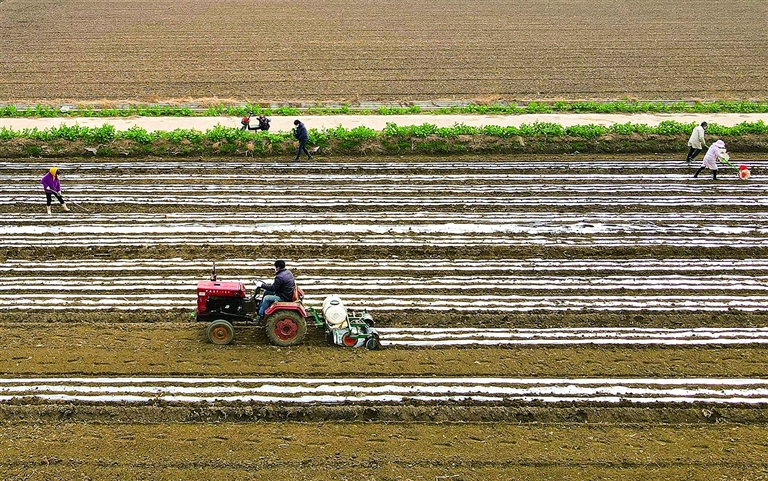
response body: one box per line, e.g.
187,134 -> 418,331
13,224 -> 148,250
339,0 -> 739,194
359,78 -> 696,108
377,327 -> 768,346
0,377 -> 767,404
3,274 -> 768,290
4,257 -> 768,273
2,234 -> 768,248
2,258 -> 767,313
0,294 -> 766,312
2,159 -> 767,172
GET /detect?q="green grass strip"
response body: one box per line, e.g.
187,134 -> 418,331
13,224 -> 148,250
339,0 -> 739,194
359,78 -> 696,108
2,100 -> 768,118
1,120 -> 766,144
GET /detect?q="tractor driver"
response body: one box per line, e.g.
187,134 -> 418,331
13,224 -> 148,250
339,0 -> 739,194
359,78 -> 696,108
257,260 -> 295,318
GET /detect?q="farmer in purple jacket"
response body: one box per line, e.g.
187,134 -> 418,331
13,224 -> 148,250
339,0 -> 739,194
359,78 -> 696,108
40,167 -> 69,214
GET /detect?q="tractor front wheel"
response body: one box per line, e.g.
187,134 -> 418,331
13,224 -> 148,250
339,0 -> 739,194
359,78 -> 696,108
206,319 -> 235,345
265,311 -> 307,347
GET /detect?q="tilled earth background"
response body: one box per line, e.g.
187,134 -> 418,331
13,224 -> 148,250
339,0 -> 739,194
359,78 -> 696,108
1,155 -> 768,479
3,0 -> 768,477
1,0 -> 767,102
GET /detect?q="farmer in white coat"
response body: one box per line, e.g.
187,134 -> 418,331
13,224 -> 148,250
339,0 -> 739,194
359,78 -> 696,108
685,122 -> 708,165
694,139 -> 726,180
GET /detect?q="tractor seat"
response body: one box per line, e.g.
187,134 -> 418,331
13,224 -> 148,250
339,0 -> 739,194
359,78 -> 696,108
292,285 -> 304,302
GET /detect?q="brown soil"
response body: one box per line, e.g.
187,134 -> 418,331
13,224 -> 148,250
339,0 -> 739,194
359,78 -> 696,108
2,0 -> 768,471
2,322 -> 768,379
2,421 -> 767,480
1,0 -> 767,103
2,153 -> 768,478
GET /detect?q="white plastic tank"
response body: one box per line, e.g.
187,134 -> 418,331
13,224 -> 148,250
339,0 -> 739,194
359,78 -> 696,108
322,295 -> 348,328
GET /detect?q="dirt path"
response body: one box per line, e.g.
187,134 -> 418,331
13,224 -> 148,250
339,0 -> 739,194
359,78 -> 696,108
1,323 -> 768,379
2,112 -> 768,133
2,421 -> 766,480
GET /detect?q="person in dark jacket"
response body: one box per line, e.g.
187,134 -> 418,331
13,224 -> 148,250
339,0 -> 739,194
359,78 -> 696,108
240,113 -> 270,131
257,260 -> 296,317
293,119 -> 312,161
257,115 -> 271,131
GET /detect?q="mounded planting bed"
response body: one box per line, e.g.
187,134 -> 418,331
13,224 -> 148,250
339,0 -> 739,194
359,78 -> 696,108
1,154 -> 768,478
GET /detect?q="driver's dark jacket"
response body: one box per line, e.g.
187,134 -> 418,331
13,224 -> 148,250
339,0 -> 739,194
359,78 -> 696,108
263,268 -> 295,301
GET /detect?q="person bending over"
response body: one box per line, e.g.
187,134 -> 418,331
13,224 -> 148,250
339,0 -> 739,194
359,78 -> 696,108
694,139 -> 726,180
40,167 -> 70,215
241,113 -> 271,131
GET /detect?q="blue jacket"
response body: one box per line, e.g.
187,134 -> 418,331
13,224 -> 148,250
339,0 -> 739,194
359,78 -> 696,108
263,268 -> 296,301
294,122 -> 308,141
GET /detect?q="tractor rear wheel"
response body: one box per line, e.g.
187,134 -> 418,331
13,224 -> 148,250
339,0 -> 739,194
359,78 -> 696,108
206,319 -> 235,345
265,311 -> 307,347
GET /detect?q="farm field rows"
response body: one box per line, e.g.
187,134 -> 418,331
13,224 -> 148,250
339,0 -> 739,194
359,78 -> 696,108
3,0 -> 768,477
1,0 -> 768,102
2,155 -> 768,478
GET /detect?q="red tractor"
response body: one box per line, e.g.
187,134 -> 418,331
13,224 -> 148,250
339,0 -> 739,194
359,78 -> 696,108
195,265 -> 381,349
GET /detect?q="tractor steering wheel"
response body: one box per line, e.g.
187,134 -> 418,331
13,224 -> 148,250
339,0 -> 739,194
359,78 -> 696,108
249,283 -> 264,305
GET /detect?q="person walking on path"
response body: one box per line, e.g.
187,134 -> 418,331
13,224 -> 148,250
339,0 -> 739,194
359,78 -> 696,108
693,139 -> 726,180
686,122 -> 708,165
40,167 -> 69,215
293,119 -> 312,161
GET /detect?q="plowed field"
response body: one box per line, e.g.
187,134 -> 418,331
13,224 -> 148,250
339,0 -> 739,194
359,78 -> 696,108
2,155 -> 768,479
3,0 -> 768,477
1,0 -> 767,102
